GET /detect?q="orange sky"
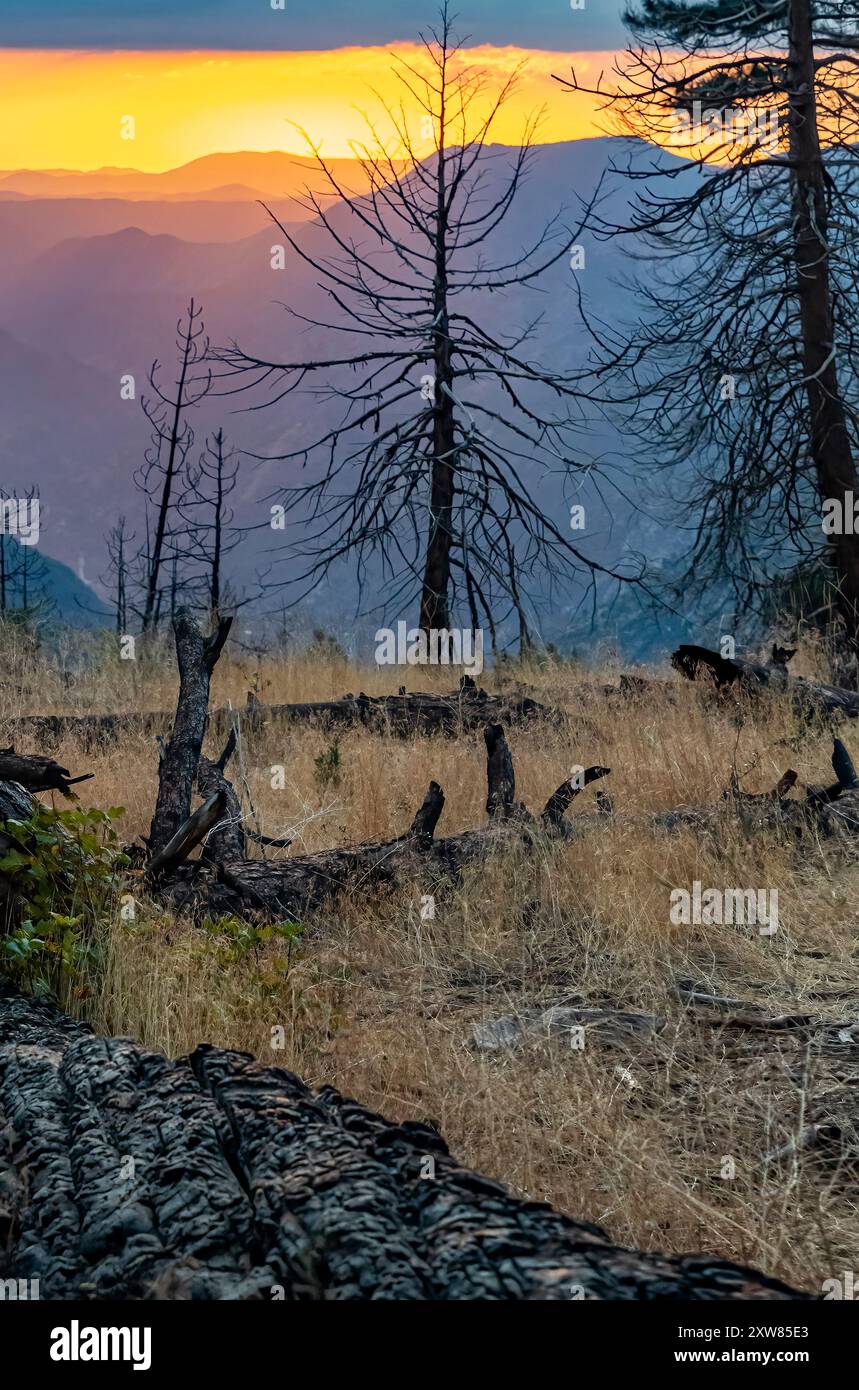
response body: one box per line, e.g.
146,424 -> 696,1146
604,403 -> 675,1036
0,46 -> 616,171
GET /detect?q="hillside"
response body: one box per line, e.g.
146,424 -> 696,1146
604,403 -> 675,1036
0,138 -> 705,653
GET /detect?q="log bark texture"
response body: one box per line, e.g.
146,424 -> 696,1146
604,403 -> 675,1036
0,984 -> 806,1301
196,733 -> 246,864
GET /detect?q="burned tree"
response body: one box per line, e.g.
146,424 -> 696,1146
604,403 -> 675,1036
147,607 -> 232,862
135,299 -> 212,633
176,429 -> 247,619
556,0 -> 859,656
217,2 -> 631,648
103,515 -> 134,638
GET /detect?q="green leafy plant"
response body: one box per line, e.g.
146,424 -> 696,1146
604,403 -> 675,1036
200,914 -> 304,969
0,803 -> 127,998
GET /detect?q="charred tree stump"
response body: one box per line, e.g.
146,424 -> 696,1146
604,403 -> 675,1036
0,984 -> 806,1301
485,721 -> 516,817
147,608 -> 232,863
196,730 -> 246,864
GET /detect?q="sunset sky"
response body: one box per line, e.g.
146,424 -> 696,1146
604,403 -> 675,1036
0,2 -> 629,170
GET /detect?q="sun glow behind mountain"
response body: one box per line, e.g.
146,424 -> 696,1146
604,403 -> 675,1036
0,46 -> 614,172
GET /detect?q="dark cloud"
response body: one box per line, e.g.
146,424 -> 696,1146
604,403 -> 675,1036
2,0 -> 626,50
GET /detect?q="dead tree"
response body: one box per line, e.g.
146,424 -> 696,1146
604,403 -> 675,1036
176,428 -> 249,620
102,516 -> 134,638
0,487 -> 53,627
147,607 -> 232,863
135,299 -> 212,633
215,1 -> 637,648
555,0 -> 859,651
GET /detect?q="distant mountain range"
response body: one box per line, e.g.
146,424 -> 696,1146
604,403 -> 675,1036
0,151 -> 395,202
0,141 -> 708,652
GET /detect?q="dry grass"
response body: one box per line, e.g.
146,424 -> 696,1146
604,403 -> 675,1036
6,626 -> 859,1291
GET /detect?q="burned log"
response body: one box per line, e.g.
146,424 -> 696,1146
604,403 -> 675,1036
0,984 -> 806,1300
672,642 -> 859,718
0,677 -> 562,752
253,678 -> 559,738
0,749 -> 93,798
158,724 -> 611,921
0,779 -> 34,829
157,720 -> 859,923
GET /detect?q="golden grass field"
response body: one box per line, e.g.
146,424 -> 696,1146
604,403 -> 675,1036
3,626 -> 858,1292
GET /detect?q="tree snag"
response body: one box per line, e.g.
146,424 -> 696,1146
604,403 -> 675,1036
147,607 -> 232,862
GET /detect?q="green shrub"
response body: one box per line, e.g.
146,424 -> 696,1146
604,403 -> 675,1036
0,803 -> 127,999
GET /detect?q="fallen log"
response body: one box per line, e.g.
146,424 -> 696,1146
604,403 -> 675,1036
157,723 -> 859,922
760,1080 -> 859,1174
0,677 -> 562,752
0,749 -> 93,798
156,722 -> 859,922
0,984 -> 806,1300
157,724 -> 611,920
672,642 -> 859,718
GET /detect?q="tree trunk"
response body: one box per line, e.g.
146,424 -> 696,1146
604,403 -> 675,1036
142,304 -> 197,634
789,0 -> 859,651
147,607 -> 232,860
420,77 -> 455,633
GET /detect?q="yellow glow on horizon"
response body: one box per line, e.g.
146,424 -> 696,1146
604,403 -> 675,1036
0,46 -> 615,172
